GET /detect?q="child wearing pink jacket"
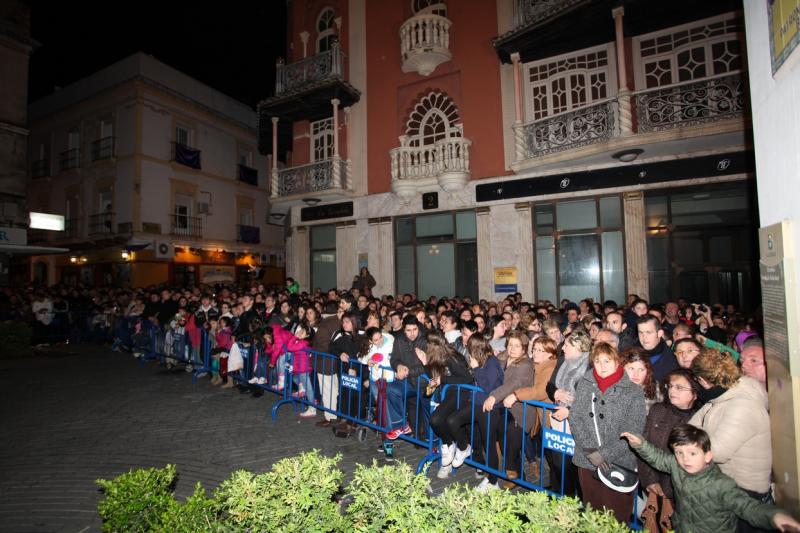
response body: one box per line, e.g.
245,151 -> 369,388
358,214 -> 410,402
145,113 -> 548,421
270,323 -> 316,418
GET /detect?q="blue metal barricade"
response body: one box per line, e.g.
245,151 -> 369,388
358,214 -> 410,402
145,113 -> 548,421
271,348 -> 437,459
422,383 -> 572,497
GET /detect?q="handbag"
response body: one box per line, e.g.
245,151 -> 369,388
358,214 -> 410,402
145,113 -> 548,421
590,392 -> 639,493
642,491 -> 673,533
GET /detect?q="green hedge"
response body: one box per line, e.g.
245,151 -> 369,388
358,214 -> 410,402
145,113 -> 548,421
96,451 -> 632,532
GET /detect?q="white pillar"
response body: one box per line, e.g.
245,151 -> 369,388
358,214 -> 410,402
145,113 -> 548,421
612,6 -> 632,135
476,207 -> 493,300
331,98 -> 340,158
271,117 -> 279,196
289,226 -> 310,292
515,203 -> 534,300
299,31 -> 309,58
335,222 -> 357,290
623,191 -> 648,300
368,218 -> 395,297
511,52 -> 523,124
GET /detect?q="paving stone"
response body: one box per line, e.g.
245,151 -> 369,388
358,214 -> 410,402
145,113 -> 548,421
0,345 -> 484,532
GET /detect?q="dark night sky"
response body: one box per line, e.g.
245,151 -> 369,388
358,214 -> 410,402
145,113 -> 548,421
28,2 -> 287,109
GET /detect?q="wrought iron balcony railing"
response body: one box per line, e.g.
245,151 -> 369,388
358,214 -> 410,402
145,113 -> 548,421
61,218 -> 81,240
171,142 -> 202,169
31,158 -> 50,178
272,156 -> 349,198
89,212 -> 114,235
91,136 -> 115,161
236,224 -> 261,244
515,99 -> 617,160
237,164 -> 258,186
634,72 -> 746,133
512,0 -> 584,29
59,148 -> 80,171
400,12 -> 452,76
275,41 -> 345,96
170,213 -> 203,239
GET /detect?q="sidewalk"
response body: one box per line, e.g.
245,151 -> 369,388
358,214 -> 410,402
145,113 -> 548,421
0,346 -> 477,532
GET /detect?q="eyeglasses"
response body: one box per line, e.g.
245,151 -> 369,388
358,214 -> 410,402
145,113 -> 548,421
667,384 -> 693,392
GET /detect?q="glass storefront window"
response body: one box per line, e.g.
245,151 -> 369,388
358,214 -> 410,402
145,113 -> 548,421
416,213 -> 454,239
536,236 -> 557,304
644,182 -> 757,309
395,211 -> 477,300
601,231 -> 625,304
556,199 -> 597,231
310,224 -> 336,292
559,234 -> 600,303
533,196 -> 624,304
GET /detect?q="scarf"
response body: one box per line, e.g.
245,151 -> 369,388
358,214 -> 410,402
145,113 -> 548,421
554,353 -> 589,398
594,365 -> 625,393
643,339 -> 668,365
697,384 -> 727,404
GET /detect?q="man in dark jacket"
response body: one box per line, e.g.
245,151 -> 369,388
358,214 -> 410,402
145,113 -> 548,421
312,294 -> 354,427
636,314 -> 678,382
386,315 -> 428,440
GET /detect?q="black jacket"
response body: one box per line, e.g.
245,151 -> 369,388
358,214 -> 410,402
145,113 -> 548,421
389,334 -> 428,388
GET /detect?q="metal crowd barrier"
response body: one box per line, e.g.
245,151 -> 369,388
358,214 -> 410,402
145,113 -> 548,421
271,348 -> 438,457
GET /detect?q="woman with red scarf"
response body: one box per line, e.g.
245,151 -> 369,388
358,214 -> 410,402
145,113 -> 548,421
569,342 -> 646,523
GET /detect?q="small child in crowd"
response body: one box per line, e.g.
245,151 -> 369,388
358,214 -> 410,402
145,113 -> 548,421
621,424 -> 800,533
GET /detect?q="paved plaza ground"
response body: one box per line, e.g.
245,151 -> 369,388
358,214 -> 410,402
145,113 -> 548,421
0,345 -> 480,532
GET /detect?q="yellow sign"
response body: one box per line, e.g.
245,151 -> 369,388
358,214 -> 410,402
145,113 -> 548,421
769,0 -> 800,73
494,267 -> 518,293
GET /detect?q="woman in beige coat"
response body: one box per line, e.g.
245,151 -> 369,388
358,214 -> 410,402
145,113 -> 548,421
689,348 -> 772,533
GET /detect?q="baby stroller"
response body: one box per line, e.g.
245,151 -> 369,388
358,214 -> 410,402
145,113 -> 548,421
356,377 -> 395,457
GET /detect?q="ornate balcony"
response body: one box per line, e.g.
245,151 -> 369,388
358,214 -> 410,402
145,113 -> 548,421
635,72 -> 746,133
512,0 -> 584,29
390,136 -> 471,200
400,13 -> 452,76
514,99 -> 618,160
271,156 -> 350,199
276,42 -> 345,96
258,41 -> 361,155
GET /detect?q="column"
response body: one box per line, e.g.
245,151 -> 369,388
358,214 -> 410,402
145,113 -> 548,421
515,203 -> 534,300
510,52 -> 527,162
476,207 -> 493,300
299,31 -> 309,58
271,117 -> 279,197
290,226 -> 310,292
335,222 -> 357,290
623,191 -> 649,300
331,98 -> 340,157
368,218 -> 395,297
612,6 -> 632,135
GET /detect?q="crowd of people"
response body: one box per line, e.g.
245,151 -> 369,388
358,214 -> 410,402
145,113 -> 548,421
3,270 -> 799,532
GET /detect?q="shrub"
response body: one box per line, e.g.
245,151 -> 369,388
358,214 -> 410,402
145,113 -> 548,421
215,450 -> 346,532
97,455 -> 633,532
345,460 -> 446,532
156,483 -> 222,533
96,464 -> 178,532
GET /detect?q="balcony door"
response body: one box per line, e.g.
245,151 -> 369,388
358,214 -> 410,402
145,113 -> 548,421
523,43 -> 616,122
174,193 -> 193,233
311,118 -> 334,162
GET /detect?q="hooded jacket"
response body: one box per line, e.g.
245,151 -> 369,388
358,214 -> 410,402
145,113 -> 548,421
688,376 -> 772,493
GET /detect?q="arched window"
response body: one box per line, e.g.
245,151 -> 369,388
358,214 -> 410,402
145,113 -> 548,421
412,0 -> 446,16
317,8 -> 336,53
405,92 -> 461,147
